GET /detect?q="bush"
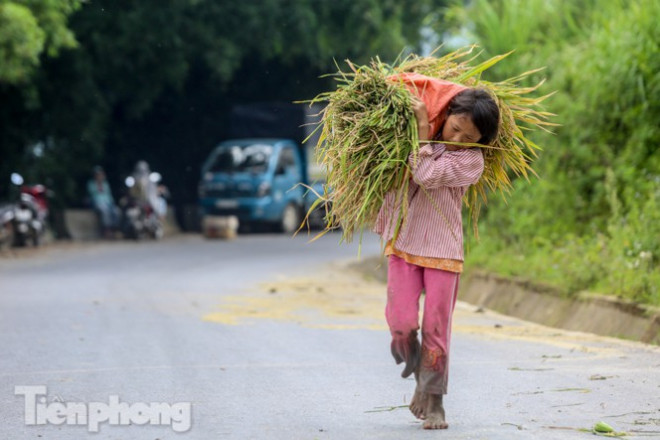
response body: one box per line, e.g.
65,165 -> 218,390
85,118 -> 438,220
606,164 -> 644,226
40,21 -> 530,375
454,0 -> 660,305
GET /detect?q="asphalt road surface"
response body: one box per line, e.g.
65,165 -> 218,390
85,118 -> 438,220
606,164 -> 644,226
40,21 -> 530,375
1,233 -> 659,439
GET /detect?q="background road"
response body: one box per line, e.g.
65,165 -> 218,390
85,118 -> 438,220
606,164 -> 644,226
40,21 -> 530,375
1,233 -> 659,439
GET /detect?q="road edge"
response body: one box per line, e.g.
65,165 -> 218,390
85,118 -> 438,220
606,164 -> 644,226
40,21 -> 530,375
352,256 -> 660,345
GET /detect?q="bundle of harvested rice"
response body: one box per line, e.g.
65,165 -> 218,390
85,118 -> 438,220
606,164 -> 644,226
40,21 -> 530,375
303,46 -> 556,243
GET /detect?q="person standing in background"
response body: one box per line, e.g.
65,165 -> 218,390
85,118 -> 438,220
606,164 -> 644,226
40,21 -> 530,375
87,166 -> 119,238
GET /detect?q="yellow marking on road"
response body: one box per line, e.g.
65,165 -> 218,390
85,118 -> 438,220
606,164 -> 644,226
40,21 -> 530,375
203,260 -> 388,330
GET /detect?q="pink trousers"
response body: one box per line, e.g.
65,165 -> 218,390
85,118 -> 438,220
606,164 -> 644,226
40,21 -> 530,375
386,254 -> 460,394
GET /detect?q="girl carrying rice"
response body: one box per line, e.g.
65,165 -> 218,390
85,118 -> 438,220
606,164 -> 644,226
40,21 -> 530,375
374,82 -> 500,429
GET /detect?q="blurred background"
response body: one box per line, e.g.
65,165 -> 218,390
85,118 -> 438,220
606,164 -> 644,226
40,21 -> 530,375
0,0 -> 658,306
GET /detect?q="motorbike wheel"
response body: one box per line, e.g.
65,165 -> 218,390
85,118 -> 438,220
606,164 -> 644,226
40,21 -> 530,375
151,224 -> 164,240
0,225 -> 13,251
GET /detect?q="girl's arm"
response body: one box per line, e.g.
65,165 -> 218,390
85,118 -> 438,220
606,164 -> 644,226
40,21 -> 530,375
411,96 -> 430,141
411,145 -> 484,188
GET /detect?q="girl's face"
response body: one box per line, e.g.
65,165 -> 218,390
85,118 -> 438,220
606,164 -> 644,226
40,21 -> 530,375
440,113 -> 481,150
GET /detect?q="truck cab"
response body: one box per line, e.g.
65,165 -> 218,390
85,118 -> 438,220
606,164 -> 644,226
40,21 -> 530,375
198,138 -> 316,233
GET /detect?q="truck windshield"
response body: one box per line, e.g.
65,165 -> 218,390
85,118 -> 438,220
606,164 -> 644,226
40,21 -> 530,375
207,144 -> 273,173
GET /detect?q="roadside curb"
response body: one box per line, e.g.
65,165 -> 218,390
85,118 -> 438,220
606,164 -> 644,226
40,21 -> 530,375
460,270 -> 660,345
353,256 -> 660,345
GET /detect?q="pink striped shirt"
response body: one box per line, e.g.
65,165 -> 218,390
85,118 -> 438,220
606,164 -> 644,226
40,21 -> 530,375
374,143 -> 484,262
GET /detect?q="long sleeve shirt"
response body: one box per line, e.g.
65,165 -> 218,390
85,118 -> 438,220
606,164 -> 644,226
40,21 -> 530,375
374,143 -> 484,265
87,180 -> 115,207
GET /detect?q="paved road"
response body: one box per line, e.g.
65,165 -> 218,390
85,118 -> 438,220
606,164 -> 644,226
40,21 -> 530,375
0,233 -> 659,439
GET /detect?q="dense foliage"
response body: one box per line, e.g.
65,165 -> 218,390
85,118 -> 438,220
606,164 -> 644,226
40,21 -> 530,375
449,0 -> 660,305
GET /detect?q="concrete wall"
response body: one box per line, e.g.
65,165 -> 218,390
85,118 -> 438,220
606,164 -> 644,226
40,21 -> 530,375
63,207 -> 180,241
63,209 -> 100,241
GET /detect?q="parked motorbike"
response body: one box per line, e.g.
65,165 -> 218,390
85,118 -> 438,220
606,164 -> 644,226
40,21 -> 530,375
9,173 -> 48,247
119,172 -> 164,240
12,194 -> 44,247
20,181 -> 50,222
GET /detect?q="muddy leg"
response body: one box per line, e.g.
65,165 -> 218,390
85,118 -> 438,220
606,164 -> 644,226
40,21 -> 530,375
422,393 -> 448,429
385,255 -> 424,377
400,332 -> 420,378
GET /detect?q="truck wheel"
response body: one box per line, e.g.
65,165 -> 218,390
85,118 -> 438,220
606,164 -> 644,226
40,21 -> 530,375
279,204 -> 301,234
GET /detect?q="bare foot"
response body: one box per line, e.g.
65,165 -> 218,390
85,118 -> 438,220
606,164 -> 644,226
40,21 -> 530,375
422,394 -> 448,429
409,387 -> 427,420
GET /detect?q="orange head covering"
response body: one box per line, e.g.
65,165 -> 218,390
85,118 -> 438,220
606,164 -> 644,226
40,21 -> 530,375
389,72 -> 468,140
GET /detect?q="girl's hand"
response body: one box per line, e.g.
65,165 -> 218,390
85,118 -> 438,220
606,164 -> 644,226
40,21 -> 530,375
411,96 -> 430,141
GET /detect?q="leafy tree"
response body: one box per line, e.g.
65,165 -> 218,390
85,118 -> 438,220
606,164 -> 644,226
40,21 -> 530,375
0,0 -> 81,84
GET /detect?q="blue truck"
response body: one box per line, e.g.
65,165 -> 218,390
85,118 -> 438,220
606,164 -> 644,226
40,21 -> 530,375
198,137 -> 324,233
